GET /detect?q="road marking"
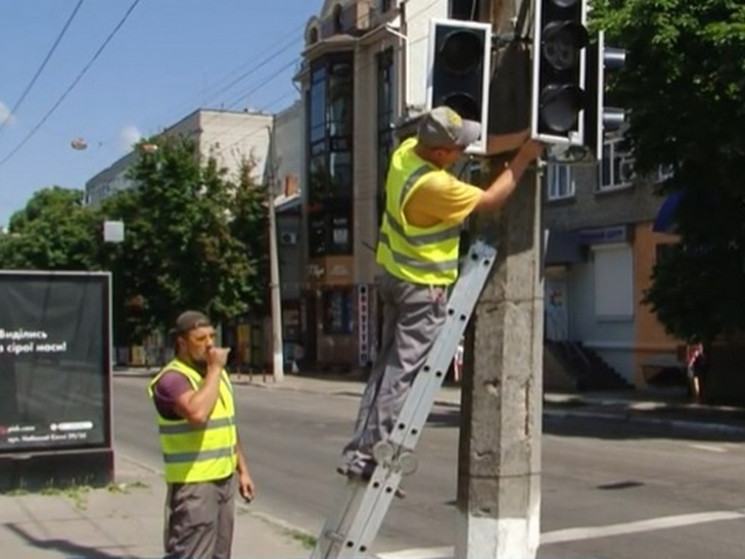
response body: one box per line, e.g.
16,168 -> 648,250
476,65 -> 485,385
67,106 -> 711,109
376,511 -> 745,558
688,443 -> 726,453
541,511 -> 745,544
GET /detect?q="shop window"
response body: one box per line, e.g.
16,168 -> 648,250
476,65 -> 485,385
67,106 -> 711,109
323,288 -> 353,334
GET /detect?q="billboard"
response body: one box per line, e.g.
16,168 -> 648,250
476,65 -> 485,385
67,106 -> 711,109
0,272 -> 112,453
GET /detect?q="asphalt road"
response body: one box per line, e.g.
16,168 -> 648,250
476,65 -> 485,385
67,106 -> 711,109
113,375 -> 745,558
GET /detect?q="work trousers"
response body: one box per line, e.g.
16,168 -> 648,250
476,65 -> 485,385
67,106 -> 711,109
342,272 -> 447,467
164,474 -> 235,559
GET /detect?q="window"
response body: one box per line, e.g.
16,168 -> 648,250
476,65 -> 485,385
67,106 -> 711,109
593,245 -> 634,319
450,0 -> 481,20
308,204 -> 353,256
333,5 -> 343,34
377,48 -> 395,225
656,163 -> 675,183
323,288 -> 353,334
380,0 -> 392,12
600,138 -> 635,191
546,164 -> 575,200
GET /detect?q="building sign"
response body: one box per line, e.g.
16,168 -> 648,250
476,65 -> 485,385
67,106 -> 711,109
578,224 -> 629,245
358,284 -> 370,366
0,273 -> 112,453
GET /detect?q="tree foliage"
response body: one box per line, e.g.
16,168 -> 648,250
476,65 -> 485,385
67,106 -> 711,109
0,187 -> 102,271
104,136 -> 269,341
593,0 -> 745,342
1,136 -> 269,346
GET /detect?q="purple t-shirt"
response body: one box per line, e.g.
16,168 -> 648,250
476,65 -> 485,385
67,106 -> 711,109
153,371 -> 193,420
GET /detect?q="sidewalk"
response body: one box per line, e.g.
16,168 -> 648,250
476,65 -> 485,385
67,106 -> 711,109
0,452 -> 312,558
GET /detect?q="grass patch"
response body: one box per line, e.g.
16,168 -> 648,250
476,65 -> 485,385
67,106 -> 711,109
287,530 -> 317,550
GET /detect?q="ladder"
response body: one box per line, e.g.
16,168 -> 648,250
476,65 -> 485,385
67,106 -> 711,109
311,240 -> 498,559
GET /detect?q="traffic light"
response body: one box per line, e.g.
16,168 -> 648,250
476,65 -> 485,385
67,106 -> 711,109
531,0 -> 589,145
426,18 -> 492,153
584,31 -> 627,160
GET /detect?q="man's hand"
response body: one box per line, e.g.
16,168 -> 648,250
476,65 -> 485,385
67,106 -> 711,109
518,139 -> 545,162
206,347 -> 230,370
238,470 -> 255,503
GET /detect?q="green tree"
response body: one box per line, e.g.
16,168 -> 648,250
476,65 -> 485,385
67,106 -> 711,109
102,136 -> 269,341
593,0 -> 745,342
0,187 -> 102,271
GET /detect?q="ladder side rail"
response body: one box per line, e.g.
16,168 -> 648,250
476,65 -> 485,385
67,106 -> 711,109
335,469 -> 404,558
348,244 -> 498,554
310,241 -> 497,559
311,482 -> 369,559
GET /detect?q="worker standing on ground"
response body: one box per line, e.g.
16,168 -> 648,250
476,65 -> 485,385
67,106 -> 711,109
148,310 -> 255,559
338,106 -> 544,483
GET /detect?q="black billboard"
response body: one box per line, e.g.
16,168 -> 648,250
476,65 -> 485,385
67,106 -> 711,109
0,272 -> 112,453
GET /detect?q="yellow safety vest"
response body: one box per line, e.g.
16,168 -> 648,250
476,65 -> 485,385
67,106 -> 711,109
148,359 -> 237,483
376,137 -> 462,285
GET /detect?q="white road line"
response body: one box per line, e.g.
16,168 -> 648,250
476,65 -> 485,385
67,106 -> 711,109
542,511 -> 745,544
688,443 -> 727,453
376,511 -> 745,559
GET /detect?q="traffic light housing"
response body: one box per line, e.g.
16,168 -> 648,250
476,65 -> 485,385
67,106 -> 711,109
531,0 -> 589,145
584,31 -> 627,160
426,18 -> 492,153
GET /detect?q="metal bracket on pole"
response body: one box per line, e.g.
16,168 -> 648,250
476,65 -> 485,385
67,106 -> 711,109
311,240 -> 498,559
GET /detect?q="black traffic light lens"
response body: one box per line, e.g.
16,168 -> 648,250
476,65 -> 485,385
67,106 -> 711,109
439,30 -> 484,75
539,84 -> 585,133
441,93 -> 480,121
542,22 -> 589,71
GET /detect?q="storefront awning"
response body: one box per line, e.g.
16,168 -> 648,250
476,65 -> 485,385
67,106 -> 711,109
545,229 -> 583,265
652,191 -> 682,233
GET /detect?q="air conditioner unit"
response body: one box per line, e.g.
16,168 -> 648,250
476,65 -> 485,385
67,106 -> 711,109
280,232 -> 297,245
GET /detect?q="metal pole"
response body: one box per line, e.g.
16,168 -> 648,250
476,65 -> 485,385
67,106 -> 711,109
267,122 -> 285,382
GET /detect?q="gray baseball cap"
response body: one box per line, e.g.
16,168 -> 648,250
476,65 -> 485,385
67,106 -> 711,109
174,310 -> 211,336
417,106 -> 482,149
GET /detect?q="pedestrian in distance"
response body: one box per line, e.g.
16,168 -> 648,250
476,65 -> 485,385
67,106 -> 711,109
148,310 -> 255,559
338,106 -> 544,490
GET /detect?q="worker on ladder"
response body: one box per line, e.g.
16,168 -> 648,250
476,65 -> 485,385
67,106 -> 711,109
337,106 -> 543,487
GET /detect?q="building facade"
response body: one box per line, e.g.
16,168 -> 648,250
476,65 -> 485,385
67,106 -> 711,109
85,109 -> 273,206
291,0 -> 453,371
543,137 -> 679,387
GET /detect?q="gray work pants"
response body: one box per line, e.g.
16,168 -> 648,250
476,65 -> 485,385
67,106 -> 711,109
164,474 -> 235,559
342,272 -> 447,467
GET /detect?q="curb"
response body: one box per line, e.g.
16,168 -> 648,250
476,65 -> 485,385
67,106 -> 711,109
543,408 -> 745,436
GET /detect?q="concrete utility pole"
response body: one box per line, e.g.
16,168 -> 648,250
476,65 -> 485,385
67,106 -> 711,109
267,121 -> 285,383
456,0 -> 543,558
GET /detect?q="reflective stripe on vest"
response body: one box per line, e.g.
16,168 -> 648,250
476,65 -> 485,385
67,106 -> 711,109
376,138 -> 462,285
148,359 -> 237,483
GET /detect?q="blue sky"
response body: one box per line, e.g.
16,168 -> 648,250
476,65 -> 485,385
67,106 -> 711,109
0,0 -> 317,225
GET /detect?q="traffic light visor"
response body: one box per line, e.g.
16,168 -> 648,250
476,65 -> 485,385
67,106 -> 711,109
438,29 -> 485,75
539,84 -> 585,133
542,22 -> 589,71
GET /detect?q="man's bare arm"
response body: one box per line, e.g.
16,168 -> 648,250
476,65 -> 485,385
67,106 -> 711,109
473,140 -> 544,212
